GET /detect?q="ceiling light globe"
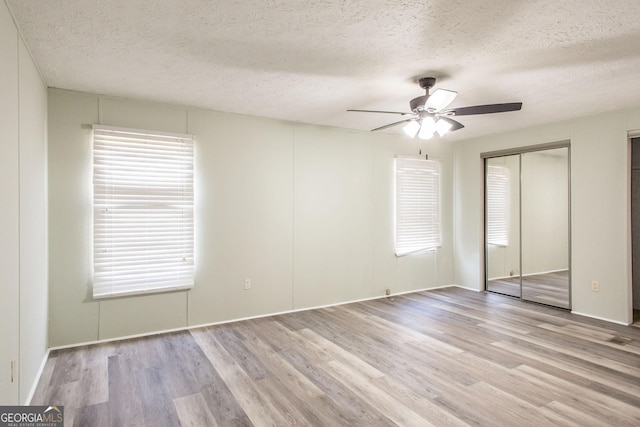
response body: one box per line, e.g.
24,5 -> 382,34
418,118 -> 435,140
436,118 -> 454,136
403,120 -> 420,137
420,116 -> 436,134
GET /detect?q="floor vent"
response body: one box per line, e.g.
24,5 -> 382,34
608,336 -> 633,346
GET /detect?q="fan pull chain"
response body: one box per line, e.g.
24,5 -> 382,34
418,140 -> 428,160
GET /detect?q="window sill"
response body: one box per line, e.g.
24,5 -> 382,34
93,283 -> 193,300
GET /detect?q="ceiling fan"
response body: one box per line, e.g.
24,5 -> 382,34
348,77 -> 522,139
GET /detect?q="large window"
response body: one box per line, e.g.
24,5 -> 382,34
92,125 -> 194,298
395,157 -> 441,256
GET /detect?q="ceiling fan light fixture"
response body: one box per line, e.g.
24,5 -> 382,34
402,120 -> 420,137
347,77 -> 522,137
418,117 -> 436,140
435,118 -> 453,136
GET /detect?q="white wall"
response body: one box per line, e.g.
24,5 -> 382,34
18,37 -> 48,405
48,89 -> 454,347
0,0 -> 21,404
0,0 -> 48,404
454,110 -> 640,324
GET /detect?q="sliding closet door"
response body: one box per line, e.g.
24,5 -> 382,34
484,143 -> 571,309
520,147 -> 570,308
485,155 -> 521,298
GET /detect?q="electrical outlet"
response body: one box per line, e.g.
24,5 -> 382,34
244,279 -> 251,290
591,281 -> 600,292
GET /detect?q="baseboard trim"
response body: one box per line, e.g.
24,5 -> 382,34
570,310 -> 629,326
49,285 -> 459,351
449,284 -> 481,292
24,349 -> 50,405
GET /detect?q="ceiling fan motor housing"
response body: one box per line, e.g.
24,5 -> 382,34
418,77 -> 436,90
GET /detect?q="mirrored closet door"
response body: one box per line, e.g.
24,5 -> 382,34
485,154 -> 521,298
484,144 -> 571,309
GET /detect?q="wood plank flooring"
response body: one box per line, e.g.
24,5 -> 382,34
31,287 -> 640,426
487,270 -> 570,308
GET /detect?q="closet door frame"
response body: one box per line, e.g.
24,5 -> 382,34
482,140 -> 571,309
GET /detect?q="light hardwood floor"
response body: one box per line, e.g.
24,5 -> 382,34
32,287 -> 640,426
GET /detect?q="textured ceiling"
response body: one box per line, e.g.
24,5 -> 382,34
8,0 -> 640,141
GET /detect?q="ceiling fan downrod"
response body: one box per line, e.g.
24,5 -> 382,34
409,77 -> 436,113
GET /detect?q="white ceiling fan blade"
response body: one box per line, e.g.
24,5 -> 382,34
425,89 -> 457,112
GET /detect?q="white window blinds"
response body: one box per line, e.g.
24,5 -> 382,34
92,125 -> 194,298
486,164 -> 509,246
395,157 -> 441,256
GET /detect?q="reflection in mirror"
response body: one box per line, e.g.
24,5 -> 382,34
485,155 -> 521,298
521,147 -> 570,308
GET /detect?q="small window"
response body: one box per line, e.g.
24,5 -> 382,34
395,157 -> 441,256
92,125 -> 194,298
486,165 -> 509,246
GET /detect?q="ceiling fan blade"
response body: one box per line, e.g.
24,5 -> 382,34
371,118 -> 415,132
438,117 -> 465,131
444,102 -> 522,116
425,89 -> 457,112
347,109 -> 413,115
